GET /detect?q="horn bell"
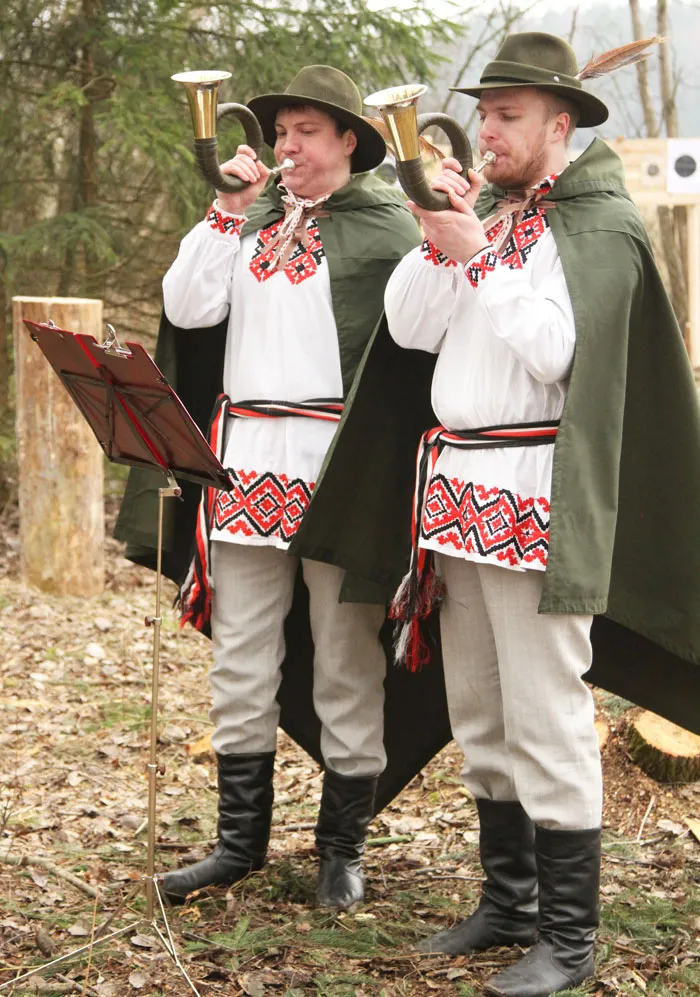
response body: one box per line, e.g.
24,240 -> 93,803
172,70 -> 265,194
171,70 -> 233,139
364,84 -> 427,161
364,83 -> 474,212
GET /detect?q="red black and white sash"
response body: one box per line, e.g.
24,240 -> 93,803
178,394 -> 343,632
389,421 -> 559,671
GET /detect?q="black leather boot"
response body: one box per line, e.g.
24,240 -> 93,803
159,751 -> 275,905
418,799 -> 539,954
315,769 -> 378,909
485,825 -> 601,997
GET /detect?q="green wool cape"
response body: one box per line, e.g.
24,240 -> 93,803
116,144 -> 700,782
533,138 -> 700,734
299,138 -> 700,734
114,172 -> 453,810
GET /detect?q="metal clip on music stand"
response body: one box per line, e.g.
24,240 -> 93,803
1,319 -> 234,996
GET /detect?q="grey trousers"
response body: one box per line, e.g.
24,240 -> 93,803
436,553 -> 602,830
209,541 -> 387,777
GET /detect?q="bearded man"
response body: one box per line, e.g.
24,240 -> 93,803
385,31 -> 700,997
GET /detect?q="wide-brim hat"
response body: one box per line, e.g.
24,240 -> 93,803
248,65 -> 386,174
451,32 -> 609,128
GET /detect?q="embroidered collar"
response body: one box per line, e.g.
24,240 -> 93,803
263,183 -> 331,272
482,173 -> 560,255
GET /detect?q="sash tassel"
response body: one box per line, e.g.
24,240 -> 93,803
177,394 -> 343,632
389,421 -> 560,671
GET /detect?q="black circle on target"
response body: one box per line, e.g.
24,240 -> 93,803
674,154 -> 697,178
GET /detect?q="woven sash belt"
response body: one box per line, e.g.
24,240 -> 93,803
390,420 -> 560,672
178,393 -> 344,632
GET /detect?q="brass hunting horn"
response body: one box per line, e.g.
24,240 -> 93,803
172,70 -> 269,193
364,84 -> 495,211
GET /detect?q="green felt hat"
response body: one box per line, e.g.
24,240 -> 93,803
248,65 -> 386,174
452,32 -> 609,128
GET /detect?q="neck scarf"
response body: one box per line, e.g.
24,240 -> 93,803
265,183 -> 331,272
481,174 -> 559,254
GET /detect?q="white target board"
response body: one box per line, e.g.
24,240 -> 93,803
667,139 -> 700,194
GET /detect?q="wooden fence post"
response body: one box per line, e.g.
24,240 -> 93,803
12,297 -> 105,596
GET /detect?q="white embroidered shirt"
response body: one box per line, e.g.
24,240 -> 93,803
384,176 -> 575,571
162,201 -> 341,548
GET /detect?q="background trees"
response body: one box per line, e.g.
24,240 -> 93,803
0,1 -> 459,344
0,0 -> 471,500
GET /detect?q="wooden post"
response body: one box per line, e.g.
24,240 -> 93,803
12,297 -> 105,595
686,204 -> 700,370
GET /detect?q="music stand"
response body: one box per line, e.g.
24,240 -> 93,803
1,319 -> 233,996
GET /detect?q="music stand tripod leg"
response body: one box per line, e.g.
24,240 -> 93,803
145,473 -> 181,920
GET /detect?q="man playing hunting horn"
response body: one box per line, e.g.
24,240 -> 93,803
385,31 -> 700,997
116,65 -> 423,908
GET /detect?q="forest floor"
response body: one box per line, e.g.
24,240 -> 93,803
0,495 -> 699,997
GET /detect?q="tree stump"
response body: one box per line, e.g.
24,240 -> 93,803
627,710 -> 700,783
12,297 -> 105,596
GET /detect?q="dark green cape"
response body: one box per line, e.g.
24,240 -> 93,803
115,174 -> 452,811
117,146 -> 700,805
287,140 -> 700,734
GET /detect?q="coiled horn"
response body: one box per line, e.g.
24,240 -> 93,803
364,84 -> 493,211
172,70 -> 265,194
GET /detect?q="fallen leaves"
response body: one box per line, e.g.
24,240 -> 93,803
239,972 -> 266,997
34,925 -> 55,956
129,934 -> 154,949
185,732 -> 215,759
128,969 -> 148,989
1,517 -> 699,997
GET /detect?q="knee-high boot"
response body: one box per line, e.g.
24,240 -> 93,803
418,799 -> 539,954
485,825 -> 601,997
315,769 -> 378,909
159,751 -> 275,905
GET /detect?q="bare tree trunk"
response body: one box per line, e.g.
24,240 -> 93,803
0,249 -> 8,417
655,0 -> 688,341
567,6 -> 579,45
628,0 -> 688,338
59,0 -> 99,297
657,205 -> 689,338
657,0 -> 677,137
78,0 -> 98,212
628,0 -> 658,136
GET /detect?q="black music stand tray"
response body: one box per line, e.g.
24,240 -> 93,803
2,319 -> 233,996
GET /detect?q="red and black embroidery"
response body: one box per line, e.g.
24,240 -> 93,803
499,208 -> 550,270
421,474 -> 550,567
207,205 -> 245,237
467,174 -> 558,288
466,249 -> 501,286
213,469 -> 314,542
467,206 -> 550,287
421,237 -> 458,268
249,218 -> 325,285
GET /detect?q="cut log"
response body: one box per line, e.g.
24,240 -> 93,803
12,297 -> 104,596
627,710 -> 700,783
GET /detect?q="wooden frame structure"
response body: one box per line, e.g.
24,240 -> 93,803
609,137 -> 700,369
